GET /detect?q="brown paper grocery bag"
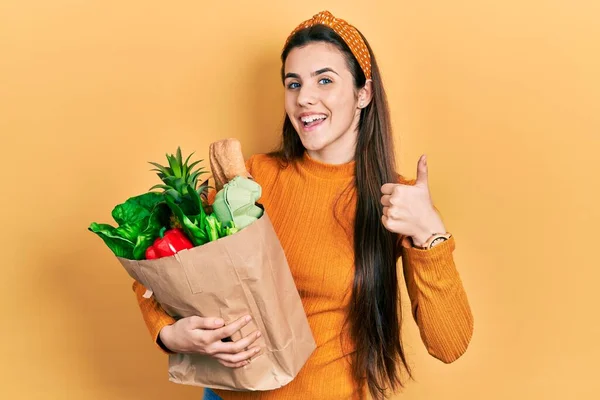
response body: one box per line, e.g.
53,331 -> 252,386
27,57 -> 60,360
117,211 -> 316,391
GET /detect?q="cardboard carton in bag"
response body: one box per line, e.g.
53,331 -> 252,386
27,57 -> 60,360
117,209 -> 316,391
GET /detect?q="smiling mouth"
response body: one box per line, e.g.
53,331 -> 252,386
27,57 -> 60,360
300,115 -> 328,128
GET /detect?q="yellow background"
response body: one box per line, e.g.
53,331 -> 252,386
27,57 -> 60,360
2,1 -> 599,399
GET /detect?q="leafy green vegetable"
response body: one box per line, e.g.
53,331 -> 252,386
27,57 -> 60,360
205,214 -> 220,242
112,192 -> 162,225
221,222 -> 239,237
88,192 -> 169,260
88,223 -> 136,258
132,203 -> 169,259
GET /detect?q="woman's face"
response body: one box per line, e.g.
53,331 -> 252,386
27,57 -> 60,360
283,42 -> 364,164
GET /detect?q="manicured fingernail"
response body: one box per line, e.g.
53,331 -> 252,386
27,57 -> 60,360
256,331 -> 261,338
215,319 -> 224,326
254,348 -> 261,353
245,316 -> 252,322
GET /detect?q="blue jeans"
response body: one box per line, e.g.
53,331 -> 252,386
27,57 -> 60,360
203,388 -> 222,400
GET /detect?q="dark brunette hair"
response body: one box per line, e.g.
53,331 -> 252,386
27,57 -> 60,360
270,24 -> 411,399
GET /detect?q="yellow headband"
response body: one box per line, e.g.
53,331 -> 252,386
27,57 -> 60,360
285,10 -> 372,80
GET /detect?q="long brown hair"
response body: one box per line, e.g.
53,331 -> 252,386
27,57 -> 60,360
269,24 -> 411,399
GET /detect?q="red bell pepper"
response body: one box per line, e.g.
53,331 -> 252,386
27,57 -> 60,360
145,227 -> 194,259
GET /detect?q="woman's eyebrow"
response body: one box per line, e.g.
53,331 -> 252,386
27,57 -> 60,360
284,67 -> 340,80
284,72 -> 301,80
312,67 -> 339,77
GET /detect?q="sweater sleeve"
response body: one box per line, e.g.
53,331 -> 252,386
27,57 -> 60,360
132,280 -> 176,354
131,155 -> 258,353
400,235 -> 474,363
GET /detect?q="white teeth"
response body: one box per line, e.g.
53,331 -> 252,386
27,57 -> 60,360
300,114 -> 327,123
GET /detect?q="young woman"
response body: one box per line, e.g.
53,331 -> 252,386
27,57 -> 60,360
132,11 -> 473,400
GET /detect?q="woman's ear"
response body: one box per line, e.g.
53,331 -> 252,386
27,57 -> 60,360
357,79 -> 374,109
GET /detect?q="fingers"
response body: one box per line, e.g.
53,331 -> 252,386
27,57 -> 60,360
382,206 -> 405,220
381,186 -> 405,207
381,183 -> 408,201
213,346 -> 262,368
214,330 -> 262,354
210,315 -> 253,342
187,316 -> 225,330
381,194 -> 390,207
217,359 -> 248,368
381,214 -> 392,232
381,190 -> 402,207
381,183 -> 397,195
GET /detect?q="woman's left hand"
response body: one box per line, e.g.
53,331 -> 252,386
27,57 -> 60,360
380,155 -> 446,247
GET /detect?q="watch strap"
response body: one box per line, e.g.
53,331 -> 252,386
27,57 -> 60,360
415,233 -> 452,250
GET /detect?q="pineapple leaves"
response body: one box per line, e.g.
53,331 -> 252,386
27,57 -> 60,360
162,176 -> 185,192
183,152 -> 194,168
176,147 -> 183,166
164,195 -> 209,246
149,184 -> 171,191
187,160 -> 203,174
167,154 -> 182,177
149,147 -> 206,192
189,170 -> 205,186
165,189 -> 182,202
148,162 -> 170,177
155,147 -> 213,247
187,184 -> 202,211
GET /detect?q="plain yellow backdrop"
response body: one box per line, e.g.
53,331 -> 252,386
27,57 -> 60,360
2,1 -> 599,399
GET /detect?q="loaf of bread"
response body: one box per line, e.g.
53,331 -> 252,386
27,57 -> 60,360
209,138 -> 251,191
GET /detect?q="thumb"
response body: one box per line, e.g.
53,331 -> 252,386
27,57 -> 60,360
415,154 -> 429,186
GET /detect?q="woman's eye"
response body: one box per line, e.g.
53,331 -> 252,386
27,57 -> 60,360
287,82 -> 300,89
319,78 -> 332,85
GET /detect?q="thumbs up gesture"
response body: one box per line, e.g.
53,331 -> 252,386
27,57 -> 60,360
380,155 -> 446,247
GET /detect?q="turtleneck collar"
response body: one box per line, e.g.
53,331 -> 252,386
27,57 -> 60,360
297,151 -> 355,179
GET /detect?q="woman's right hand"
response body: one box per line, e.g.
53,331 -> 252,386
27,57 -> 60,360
158,315 -> 262,368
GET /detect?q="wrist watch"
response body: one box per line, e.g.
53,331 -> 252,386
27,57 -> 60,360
415,233 -> 452,250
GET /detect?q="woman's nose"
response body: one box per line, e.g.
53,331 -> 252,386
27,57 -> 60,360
297,85 -> 317,107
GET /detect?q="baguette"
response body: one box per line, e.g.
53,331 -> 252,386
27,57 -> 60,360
209,138 -> 251,191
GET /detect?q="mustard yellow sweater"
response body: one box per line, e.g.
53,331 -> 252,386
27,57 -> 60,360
132,152 -> 473,399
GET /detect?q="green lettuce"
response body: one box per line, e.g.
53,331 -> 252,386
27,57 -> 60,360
89,192 -> 169,260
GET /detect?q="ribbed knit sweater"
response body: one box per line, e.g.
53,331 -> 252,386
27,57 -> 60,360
132,152 -> 473,399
